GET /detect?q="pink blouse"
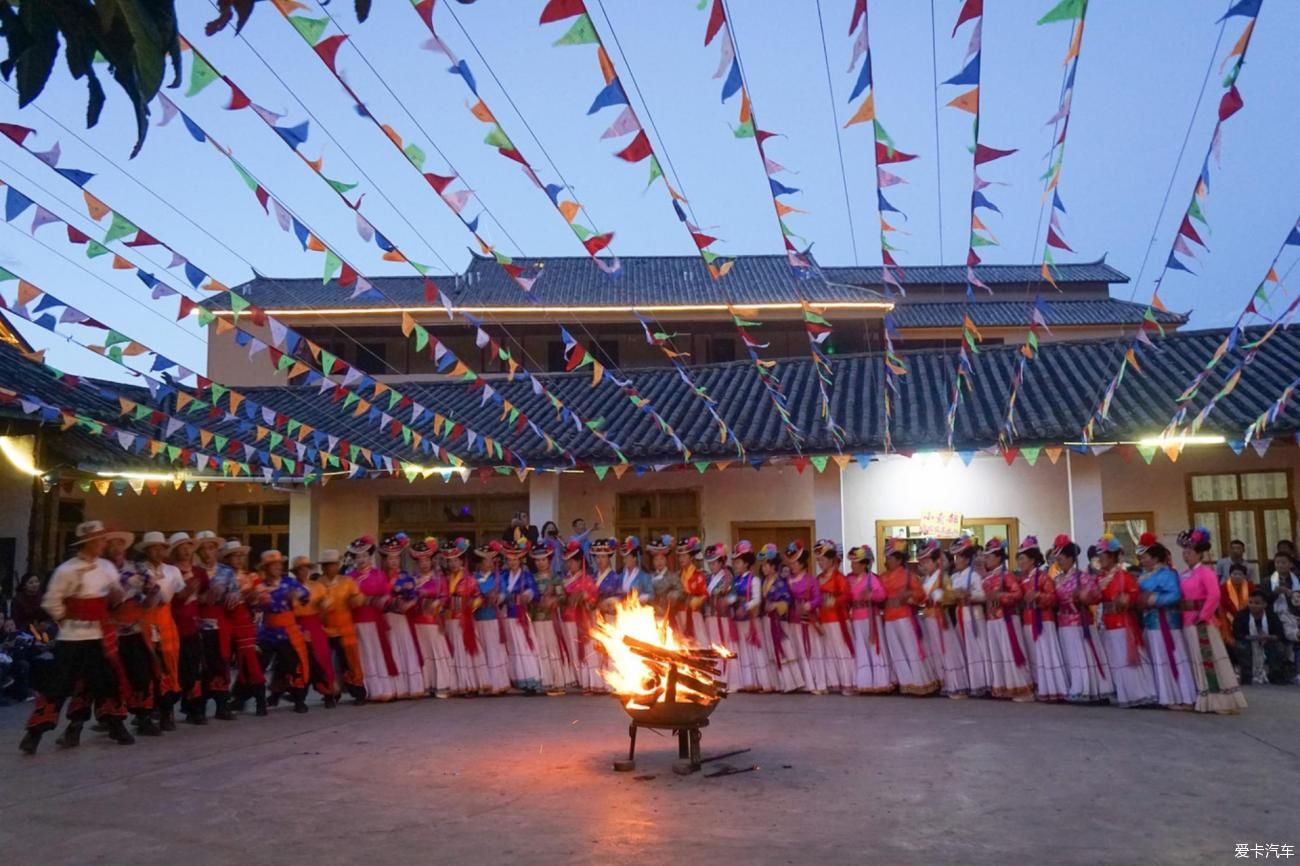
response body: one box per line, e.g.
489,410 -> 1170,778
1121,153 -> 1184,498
1054,569 -> 1097,628
350,567 -> 387,624
1179,563 -> 1220,626
846,572 -> 886,620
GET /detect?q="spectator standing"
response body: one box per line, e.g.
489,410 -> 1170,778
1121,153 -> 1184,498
1215,539 -> 1258,585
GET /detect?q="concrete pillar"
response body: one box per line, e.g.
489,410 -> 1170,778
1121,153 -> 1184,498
812,465 -> 845,546
1066,451 -> 1105,546
529,471 -> 561,534
288,486 -> 321,560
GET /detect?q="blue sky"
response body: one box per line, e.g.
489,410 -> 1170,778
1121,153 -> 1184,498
1,0 -> 1298,383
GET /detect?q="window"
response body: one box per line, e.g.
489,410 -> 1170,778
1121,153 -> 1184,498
1188,470 -> 1294,568
708,337 -> 736,364
1104,512 -> 1153,556
875,517 -> 1019,563
218,502 -> 291,565
616,490 -> 701,546
354,341 -> 390,375
379,494 -> 528,549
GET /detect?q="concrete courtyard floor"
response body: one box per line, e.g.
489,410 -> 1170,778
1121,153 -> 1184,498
2,687 -> 1298,865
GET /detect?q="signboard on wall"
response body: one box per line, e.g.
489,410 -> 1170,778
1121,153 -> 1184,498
919,509 -> 963,538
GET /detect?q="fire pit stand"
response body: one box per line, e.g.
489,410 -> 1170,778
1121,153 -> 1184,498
614,713 -> 711,775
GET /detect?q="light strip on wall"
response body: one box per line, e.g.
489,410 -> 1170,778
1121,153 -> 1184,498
0,436 -> 42,476
209,300 -> 894,318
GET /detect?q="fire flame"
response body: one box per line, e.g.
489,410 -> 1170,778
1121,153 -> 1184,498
591,594 -> 730,708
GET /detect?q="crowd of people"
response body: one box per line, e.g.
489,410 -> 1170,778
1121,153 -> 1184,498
10,517 -> 1300,755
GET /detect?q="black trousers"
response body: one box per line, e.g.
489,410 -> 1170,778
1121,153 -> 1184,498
116,632 -> 156,715
25,640 -> 120,733
178,633 -> 205,715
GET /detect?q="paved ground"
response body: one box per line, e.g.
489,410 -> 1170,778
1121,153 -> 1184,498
1,687 -> 1297,865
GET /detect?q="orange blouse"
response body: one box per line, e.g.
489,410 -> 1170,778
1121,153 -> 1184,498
881,566 -> 924,622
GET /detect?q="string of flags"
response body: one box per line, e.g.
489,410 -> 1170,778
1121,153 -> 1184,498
1081,0 -> 1262,443
412,0 -> 620,275
801,301 -> 846,450
843,0 -> 911,452
942,0 -> 1018,449
1001,0 -> 1088,443
1163,216 -> 1300,438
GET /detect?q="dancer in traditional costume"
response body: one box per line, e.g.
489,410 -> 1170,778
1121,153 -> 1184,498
845,545 -> 893,694
949,534 -> 991,697
917,538 -> 967,697
1016,537 -> 1068,702
619,537 -> 653,605
252,551 -> 311,713
502,541 -> 543,694
137,531 -> 185,729
1135,533 -> 1195,709
348,536 -> 399,702
19,522 -> 135,754
443,538 -> 488,695
409,538 -> 453,698
1095,534 -> 1158,708
785,541 -> 827,694
1050,534 -> 1113,703
704,542 -> 738,682
530,542 -> 574,695
561,540 -> 603,693
646,535 -> 682,635
1176,528 -> 1246,714
729,541 -> 768,692
214,540 -> 265,716
379,534 -> 427,699
166,533 -> 208,725
981,539 -> 1034,701
316,548 -> 367,704
678,537 -> 708,648
472,542 -> 511,695
193,531 -> 234,721
291,555 -> 338,707
758,544 -> 803,692
107,531 -> 164,735
881,538 -> 940,696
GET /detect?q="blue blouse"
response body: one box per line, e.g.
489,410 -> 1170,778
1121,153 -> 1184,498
1137,565 -> 1182,631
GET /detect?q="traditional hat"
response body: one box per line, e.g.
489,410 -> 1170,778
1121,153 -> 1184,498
813,538 -> 840,559
259,550 -> 285,568
348,535 -> 377,557
784,539 -> 806,561
100,525 -> 135,547
619,535 -> 642,556
134,530 -> 168,552
529,542 -> 553,560
166,531 -> 194,555
474,539 -> 503,559
193,530 -> 220,550
1095,532 -> 1123,554
883,537 -> 909,560
562,539 -> 586,560
220,539 -> 250,559
503,539 -> 528,558
703,542 -> 728,562
409,537 -> 439,559
290,554 -> 313,571
732,539 -> 754,559
948,534 -> 980,557
70,520 -> 114,546
984,537 -> 1007,556
847,544 -> 874,564
1048,533 -> 1080,558
917,537 -> 942,560
676,536 -> 702,556
379,533 -> 410,556
645,534 -> 674,554
441,537 -> 470,559
757,543 -> 781,562
316,548 -> 341,565
1135,531 -> 1160,555
1176,527 -> 1212,551
1017,535 -> 1041,554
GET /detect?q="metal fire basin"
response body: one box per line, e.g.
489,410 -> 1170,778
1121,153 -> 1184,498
614,698 -> 720,775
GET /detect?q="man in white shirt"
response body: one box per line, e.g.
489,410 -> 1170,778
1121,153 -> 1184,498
20,522 -> 136,755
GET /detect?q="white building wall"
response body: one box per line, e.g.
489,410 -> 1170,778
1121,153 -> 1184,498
0,435 -> 36,582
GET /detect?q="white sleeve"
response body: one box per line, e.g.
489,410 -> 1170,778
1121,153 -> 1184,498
965,570 -> 986,601
43,563 -> 74,621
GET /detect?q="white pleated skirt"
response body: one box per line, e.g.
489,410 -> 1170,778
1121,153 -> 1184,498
705,614 -> 735,684
383,613 -> 426,699
503,616 -> 543,692
922,613 -> 968,696
1101,625 -> 1158,708
956,606 -> 991,696
986,613 -> 1034,699
354,621 -> 397,702
1022,620 -> 1069,701
681,610 -> 709,651
1143,620 -> 1197,708
412,622 -> 454,696
1058,623 -> 1113,703
1181,622 -> 1248,714
851,616 -> 895,693
886,617 -> 940,695
474,619 -> 511,694
445,618 -> 487,694
732,617 -> 770,692
762,617 -> 805,693
562,621 -> 606,692
821,620 -> 857,693
534,618 -> 575,692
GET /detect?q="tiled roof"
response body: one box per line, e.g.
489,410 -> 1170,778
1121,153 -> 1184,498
893,299 -> 1186,329
203,255 -> 1125,311
1,327 -> 1295,472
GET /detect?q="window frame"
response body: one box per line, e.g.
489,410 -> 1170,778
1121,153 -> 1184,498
874,516 -> 1019,564
1185,469 -> 1295,566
